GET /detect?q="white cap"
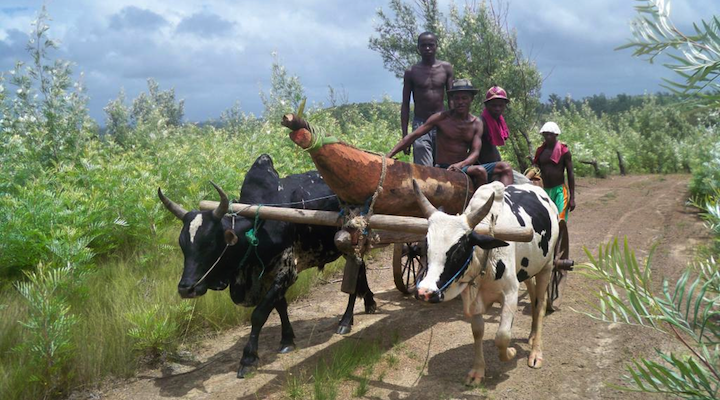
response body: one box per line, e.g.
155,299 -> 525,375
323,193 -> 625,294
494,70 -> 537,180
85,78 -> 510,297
540,121 -> 561,135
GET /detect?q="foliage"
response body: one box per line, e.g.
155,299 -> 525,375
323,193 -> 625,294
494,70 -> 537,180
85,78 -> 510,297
259,52 -> 306,122
0,6 -> 95,167
539,92 -> 684,117
369,0 -> 542,170
618,0 -> 720,107
14,263 -> 79,399
125,302 -> 193,360
689,134 -> 720,200
544,94 -> 711,177
579,238 -> 719,398
103,79 -> 185,147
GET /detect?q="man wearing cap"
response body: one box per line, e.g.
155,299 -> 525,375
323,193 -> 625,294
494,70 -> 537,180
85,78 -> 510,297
533,121 -> 575,220
477,85 -> 514,186
401,32 -> 454,166
388,79 -> 489,188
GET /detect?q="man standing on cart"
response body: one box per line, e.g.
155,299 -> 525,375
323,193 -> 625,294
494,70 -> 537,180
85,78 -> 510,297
401,32 -> 454,166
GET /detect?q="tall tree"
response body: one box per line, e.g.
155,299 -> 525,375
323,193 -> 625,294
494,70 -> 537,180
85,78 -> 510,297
618,0 -> 720,108
369,0 -> 542,170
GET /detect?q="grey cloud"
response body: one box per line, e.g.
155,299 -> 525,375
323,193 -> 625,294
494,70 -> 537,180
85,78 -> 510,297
109,6 -> 167,31
0,29 -> 29,66
176,12 -> 234,38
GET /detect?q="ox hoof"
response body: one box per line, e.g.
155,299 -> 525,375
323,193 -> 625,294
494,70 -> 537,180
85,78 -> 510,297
464,369 -> 485,386
528,350 -> 544,369
336,324 -> 352,335
499,346 -> 517,362
237,364 -> 257,379
278,343 -> 296,354
365,301 -> 377,314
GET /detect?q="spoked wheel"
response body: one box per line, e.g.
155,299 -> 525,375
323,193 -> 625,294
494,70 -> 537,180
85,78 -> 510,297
393,241 -> 427,294
547,219 -> 572,313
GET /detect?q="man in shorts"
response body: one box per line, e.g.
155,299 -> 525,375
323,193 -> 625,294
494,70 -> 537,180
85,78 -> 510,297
533,121 -> 576,220
400,32 -> 454,166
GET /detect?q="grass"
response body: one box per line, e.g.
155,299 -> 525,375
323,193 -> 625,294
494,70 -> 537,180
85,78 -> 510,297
0,225 -> 347,399
298,338 -> 385,400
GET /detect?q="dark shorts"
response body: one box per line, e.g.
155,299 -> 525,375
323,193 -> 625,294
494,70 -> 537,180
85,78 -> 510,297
480,162 -> 497,176
435,163 -> 470,173
412,117 -> 436,166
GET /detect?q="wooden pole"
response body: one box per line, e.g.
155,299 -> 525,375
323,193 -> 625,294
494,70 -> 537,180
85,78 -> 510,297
199,201 -> 534,242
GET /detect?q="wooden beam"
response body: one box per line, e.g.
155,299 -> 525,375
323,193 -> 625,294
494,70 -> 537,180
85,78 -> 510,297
199,201 -> 534,242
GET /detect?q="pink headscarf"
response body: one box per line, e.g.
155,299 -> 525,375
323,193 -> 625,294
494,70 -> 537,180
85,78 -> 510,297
481,109 -> 509,146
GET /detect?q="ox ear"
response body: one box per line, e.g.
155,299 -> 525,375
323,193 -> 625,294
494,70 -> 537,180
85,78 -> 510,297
412,179 -> 438,217
224,229 -> 239,246
466,192 -> 495,228
470,232 -> 508,250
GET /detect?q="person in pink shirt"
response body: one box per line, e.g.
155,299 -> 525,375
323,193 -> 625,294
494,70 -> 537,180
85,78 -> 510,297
477,86 -> 514,186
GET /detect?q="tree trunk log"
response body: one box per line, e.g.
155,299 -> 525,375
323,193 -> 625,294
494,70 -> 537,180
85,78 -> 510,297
282,113 -> 473,217
616,151 -> 627,176
580,159 -> 602,177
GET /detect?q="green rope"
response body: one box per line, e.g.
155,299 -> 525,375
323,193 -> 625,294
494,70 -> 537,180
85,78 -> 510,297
305,125 -> 339,152
237,205 -> 266,279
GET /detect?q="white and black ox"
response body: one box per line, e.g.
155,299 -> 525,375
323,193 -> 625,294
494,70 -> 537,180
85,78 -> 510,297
158,154 -> 376,378
413,180 -> 559,385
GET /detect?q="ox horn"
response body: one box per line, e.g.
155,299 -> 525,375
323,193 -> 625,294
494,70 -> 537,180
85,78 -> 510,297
210,181 -> 229,220
158,188 -> 188,220
466,192 -> 495,229
412,179 -> 438,217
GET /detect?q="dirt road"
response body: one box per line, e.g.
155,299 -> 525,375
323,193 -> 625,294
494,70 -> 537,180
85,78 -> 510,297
96,174 -> 710,400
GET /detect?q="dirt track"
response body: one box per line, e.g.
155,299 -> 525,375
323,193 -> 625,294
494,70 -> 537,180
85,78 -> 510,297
95,174 -> 710,400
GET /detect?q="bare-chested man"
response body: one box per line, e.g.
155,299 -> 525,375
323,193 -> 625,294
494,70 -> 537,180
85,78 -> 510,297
401,32 -> 454,166
533,121 -> 576,220
388,79 -> 488,188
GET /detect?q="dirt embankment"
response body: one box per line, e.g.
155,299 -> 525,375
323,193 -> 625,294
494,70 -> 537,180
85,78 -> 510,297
94,174 -> 710,400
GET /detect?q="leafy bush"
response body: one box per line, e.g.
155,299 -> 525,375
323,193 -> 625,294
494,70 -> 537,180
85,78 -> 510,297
579,238 -> 719,398
14,263 -> 79,399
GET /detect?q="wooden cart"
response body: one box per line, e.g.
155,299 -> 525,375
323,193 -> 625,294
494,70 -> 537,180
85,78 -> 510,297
200,113 -> 572,297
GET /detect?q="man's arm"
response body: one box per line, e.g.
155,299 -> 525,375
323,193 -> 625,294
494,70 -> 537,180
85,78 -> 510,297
388,112 -> 442,159
400,69 -> 413,155
444,63 -> 454,111
565,152 -> 575,211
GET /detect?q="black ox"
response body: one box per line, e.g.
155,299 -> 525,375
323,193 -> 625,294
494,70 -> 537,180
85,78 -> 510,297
158,154 -> 376,378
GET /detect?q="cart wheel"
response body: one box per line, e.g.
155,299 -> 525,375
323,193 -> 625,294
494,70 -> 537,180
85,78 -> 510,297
547,220 -> 570,313
393,241 -> 427,294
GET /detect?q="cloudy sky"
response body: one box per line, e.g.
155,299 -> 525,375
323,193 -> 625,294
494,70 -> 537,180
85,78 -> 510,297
0,0 -> 715,123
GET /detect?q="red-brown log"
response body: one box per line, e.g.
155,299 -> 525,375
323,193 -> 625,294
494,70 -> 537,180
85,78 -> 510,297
283,115 -> 474,217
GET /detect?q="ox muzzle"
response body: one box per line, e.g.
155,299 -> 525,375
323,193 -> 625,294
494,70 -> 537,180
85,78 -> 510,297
415,287 -> 444,303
